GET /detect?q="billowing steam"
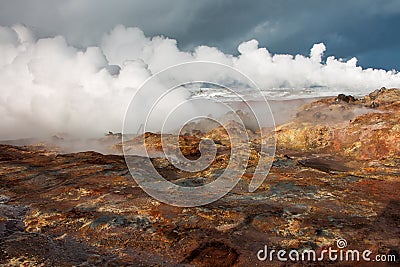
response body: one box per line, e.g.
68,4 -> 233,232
1,24 -> 400,139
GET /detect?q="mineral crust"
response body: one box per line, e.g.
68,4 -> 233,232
0,88 -> 399,266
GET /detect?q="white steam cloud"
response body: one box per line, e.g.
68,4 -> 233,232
1,24 -> 400,139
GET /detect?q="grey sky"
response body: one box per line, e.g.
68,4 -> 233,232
0,0 -> 399,70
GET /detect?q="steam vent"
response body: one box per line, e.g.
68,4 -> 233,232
1,88 -> 399,266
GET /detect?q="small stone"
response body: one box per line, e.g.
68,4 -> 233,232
0,195 -> 10,204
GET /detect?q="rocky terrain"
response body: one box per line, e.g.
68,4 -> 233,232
0,88 -> 399,266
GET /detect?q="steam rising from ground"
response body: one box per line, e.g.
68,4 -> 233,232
1,24 -> 400,139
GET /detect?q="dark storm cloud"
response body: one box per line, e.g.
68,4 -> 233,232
1,1 -> 400,140
0,0 -> 399,69
0,0 -> 208,45
181,0 -> 400,70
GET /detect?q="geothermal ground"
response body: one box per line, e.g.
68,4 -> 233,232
0,88 -> 399,266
